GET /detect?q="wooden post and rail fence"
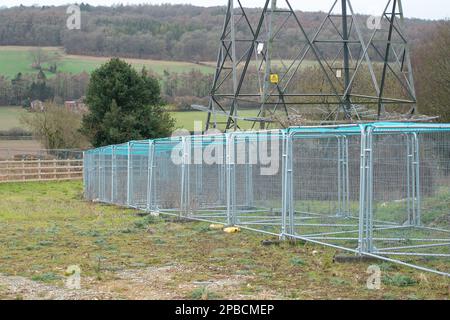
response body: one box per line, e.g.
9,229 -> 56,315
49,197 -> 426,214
0,159 -> 83,183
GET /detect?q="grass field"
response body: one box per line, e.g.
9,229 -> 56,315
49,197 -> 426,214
0,180 -> 448,300
0,106 -> 42,159
0,106 -> 41,157
0,106 -> 256,133
170,110 -> 261,131
0,46 -> 326,79
0,46 -> 214,78
0,106 -> 27,131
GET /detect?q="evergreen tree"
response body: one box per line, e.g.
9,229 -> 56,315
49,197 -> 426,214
81,58 -> 174,147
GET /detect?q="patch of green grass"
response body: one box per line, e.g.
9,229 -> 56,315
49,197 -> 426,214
193,224 -> 212,233
329,277 -> 350,286
189,287 -> 221,300
0,48 -> 38,78
133,215 -> 159,229
153,238 -> 166,245
31,272 -> 61,283
0,106 -> 27,131
290,257 -> 306,266
379,262 -> 400,272
382,274 -> 417,287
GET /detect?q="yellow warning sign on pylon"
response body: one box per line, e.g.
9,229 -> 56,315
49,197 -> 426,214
270,73 -> 279,84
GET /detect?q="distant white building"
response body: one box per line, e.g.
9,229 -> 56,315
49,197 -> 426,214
30,100 -> 44,112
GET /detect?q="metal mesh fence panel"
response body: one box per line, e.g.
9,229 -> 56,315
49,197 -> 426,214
287,129 -> 361,251
83,123 -> 450,277
103,146 -> 113,204
129,142 -> 150,210
229,130 -> 286,236
367,126 -> 450,275
153,138 -> 184,214
113,144 -> 128,206
98,149 -> 106,203
92,151 -> 100,201
186,134 -> 228,224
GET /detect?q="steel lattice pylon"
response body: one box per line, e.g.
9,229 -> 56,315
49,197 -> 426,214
200,0 -> 419,130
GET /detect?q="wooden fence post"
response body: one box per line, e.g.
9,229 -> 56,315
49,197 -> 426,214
38,159 -> 42,180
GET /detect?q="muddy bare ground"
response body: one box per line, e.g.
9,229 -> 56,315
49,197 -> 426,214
0,265 -> 279,300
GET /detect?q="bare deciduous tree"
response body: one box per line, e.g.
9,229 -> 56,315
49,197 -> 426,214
29,47 -> 61,71
20,103 -> 90,150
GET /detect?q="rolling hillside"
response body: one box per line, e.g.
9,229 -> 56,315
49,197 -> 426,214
0,46 -> 214,78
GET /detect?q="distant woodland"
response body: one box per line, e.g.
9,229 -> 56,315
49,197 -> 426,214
0,4 -> 439,61
0,4 -> 448,122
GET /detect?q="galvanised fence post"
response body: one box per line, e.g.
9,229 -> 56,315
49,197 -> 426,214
111,145 -> 116,204
358,125 -> 368,255
127,142 -> 131,207
146,140 -> 155,212
226,132 -> 236,226
280,130 -> 289,239
413,132 -> 421,226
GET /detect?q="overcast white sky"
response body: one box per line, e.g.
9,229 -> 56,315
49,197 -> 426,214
1,0 -> 449,20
